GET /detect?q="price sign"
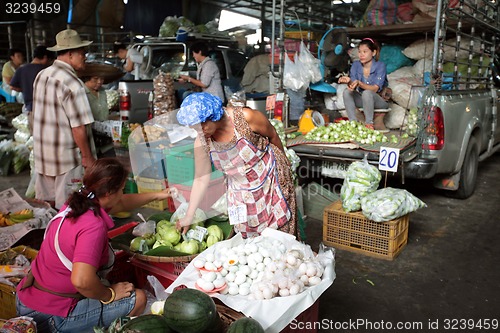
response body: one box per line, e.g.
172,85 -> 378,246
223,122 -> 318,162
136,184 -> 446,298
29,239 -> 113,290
379,147 -> 400,172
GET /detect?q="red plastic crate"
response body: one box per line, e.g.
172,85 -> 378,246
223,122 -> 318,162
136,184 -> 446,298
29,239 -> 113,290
170,176 -> 225,212
130,258 -> 189,289
106,222 -> 139,284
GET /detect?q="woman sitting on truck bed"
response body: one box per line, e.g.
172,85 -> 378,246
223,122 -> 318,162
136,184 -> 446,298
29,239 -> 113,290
338,38 -> 389,130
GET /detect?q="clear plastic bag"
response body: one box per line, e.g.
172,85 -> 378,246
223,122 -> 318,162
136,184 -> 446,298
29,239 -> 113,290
132,220 -> 156,237
283,52 -> 307,92
298,42 -> 322,84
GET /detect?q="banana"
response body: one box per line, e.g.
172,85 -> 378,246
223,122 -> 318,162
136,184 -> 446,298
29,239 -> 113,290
4,217 -> 15,226
0,216 -> 6,227
9,209 -> 34,223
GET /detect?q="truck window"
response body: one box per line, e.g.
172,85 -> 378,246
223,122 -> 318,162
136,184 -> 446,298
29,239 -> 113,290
150,46 -> 185,73
226,50 -> 247,79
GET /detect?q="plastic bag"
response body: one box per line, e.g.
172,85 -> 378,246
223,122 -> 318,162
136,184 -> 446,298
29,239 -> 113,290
132,220 -> 156,237
340,156 -> 381,212
361,187 -> 427,222
298,42 -> 322,84
283,52 -> 307,92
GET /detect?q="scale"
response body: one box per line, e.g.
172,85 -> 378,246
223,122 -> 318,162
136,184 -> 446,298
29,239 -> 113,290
298,108 -> 325,134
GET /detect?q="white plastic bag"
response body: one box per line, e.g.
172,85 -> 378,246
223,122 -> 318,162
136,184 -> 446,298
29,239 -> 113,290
132,220 -> 156,237
283,52 -> 306,92
298,41 -> 322,84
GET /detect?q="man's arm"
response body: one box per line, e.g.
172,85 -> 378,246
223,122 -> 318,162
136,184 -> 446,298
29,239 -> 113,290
72,125 -> 96,168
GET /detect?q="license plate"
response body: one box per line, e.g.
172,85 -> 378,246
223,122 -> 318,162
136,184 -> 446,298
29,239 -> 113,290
321,161 -> 350,179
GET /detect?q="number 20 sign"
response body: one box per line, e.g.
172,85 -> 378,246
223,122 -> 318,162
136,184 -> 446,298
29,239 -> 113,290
379,147 -> 400,172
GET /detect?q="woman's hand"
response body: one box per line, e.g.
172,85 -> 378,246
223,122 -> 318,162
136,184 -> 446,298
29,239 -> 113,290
347,80 -> 359,91
338,76 -> 351,84
178,75 -> 190,83
176,216 -> 192,234
111,282 -> 135,301
156,188 -> 177,201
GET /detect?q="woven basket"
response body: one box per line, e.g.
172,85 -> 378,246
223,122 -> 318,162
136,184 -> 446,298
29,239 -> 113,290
130,252 -> 198,263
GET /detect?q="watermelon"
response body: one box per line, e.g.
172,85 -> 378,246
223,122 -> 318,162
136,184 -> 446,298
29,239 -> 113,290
227,317 -> 265,333
163,288 -> 219,333
121,314 -> 172,332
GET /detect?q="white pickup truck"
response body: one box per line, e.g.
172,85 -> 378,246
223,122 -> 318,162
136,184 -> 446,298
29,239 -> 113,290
292,0 -> 500,199
117,33 -> 248,124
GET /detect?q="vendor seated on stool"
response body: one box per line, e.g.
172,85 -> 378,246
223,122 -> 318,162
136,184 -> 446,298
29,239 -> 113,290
338,38 -> 390,130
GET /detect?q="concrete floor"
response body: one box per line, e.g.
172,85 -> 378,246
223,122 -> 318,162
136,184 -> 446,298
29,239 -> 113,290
1,152 -> 499,332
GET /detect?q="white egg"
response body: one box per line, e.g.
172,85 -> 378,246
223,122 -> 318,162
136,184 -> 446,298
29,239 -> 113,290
240,282 -> 251,289
276,261 -> 286,271
255,262 -> 265,272
238,285 -> 250,296
267,261 -> 277,272
289,284 -> 300,295
253,252 -> 264,263
220,285 -> 229,295
193,258 -> 206,269
197,278 -> 214,292
238,255 -> 248,265
220,268 -> 228,277
279,288 -> 290,297
213,278 -> 226,289
309,276 -> 322,286
225,272 -> 236,282
259,247 -> 270,258
261,287 -> 273,299
213,260 -> 222,268
298,262 -> 308,275
278,278 -> 289,290
249,270 -> 259,280
205,253 -> 215,262
228,285 -> 239,295
226,256 -> 239,266
272,284 -> 279,294
263,257 -> 272,265
202,271 -> 217,282
234,273 -> 247,285
286,254 -> 297,266
253,289 -> 264,300
264,270 -> 274,281
306,266 -> 317,277
204,262 -> 217,271
228,265 -> 239,273
300,274 -> 310,285
257,271 -> 265,282
247,258 -> 257,269
239,265 -> 251,276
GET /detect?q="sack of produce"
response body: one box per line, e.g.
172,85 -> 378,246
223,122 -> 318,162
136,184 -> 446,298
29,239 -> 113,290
361,187 -> 426,222
340,158 -> 381,212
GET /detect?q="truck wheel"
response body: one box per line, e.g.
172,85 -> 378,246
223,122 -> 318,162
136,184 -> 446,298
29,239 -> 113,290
449,137 -> 479,199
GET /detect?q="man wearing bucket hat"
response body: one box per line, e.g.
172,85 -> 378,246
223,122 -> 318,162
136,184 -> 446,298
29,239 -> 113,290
32,29 -> 96,209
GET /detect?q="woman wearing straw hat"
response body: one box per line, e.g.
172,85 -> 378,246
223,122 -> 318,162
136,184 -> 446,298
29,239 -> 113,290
78,63 -> 124,121
32,29 -> 96,210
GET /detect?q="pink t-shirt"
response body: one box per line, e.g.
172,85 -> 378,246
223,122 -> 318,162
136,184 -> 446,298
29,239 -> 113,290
17,205 -> 115,317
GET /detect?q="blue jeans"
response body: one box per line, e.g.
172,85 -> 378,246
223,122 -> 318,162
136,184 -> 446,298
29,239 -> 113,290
343,89 -> 389,125
16,292 -> 136,333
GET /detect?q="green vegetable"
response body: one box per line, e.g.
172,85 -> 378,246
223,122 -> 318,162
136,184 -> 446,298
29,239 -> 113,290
130,236 -> 148,252
122,314 -> 172,332
227,317 -> 265,333
206,234 -> 219,247
179,240 -> 199,255
163,288 -> 219,333
206,225 -> 223,241
153,239 -> 173,249
158,226 -> 181,246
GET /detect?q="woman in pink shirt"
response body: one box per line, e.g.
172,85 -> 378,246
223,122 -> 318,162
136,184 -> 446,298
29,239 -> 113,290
16,158 -> 173,332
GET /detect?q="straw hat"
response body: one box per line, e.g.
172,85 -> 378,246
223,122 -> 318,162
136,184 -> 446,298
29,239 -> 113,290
77,63 -> 125,84
47,29 -> 92,51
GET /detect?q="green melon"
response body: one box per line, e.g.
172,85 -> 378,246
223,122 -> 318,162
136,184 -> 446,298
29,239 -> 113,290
163,288 -> 219,333
227,317 -> 265,333
121,314 -> 172,332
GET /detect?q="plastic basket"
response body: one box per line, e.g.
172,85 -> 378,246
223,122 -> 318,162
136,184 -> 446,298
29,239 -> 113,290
0,246 -> 38,319
323,201 -> 409,260
130,256 -> 192,289
165,143 -> 223,186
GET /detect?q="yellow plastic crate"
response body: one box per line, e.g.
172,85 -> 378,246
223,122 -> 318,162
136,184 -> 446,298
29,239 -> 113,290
323,201 -> 409,260
284,30 -> 317,40
136,176 -> 170,211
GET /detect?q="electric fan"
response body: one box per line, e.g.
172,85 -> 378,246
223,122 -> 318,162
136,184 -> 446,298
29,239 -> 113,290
310,27 -> 349,93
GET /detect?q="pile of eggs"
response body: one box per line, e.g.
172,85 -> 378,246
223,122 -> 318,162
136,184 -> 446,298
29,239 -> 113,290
191,237 -> 326,299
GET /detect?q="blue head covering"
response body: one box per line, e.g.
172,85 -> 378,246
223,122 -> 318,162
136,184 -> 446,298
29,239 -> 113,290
177,93 -> 224,126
